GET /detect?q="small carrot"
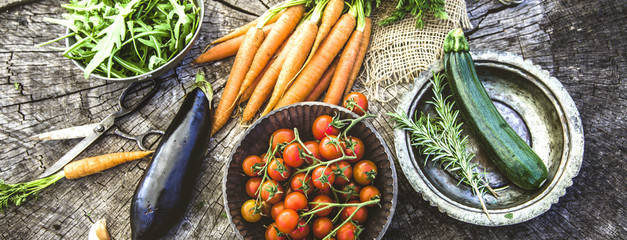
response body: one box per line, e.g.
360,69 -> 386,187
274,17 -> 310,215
211,27 -> 265,136
309,0 -> 344,60
241,22 -> 304,122
0,151 -> 153,210
211,10 -> 284,45
64,151 -> 154,179
342,17 -> 371,97
261,2 -> 324,116
235,5 -> 305,105
274,12 -> 357,110
193,24 -> 274,64
305,57 -> 339,101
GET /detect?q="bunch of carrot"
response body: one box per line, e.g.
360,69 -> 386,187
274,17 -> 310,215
193,0 -> 373,136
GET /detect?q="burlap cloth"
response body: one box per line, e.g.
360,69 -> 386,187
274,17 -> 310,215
360,0 -> 472,102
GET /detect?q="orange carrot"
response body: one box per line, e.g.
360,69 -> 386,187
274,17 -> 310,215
239,57 -> 275,104
343,17 -> 371,97
211,10 -> 283,45
309,0 -> 344,59
211,27 -> 265,136
241,22 -> 305,122
305,57 -> 339,101
235,5 -> 305,104
194,24 -> 274,64
262,20 -> 318,115
63,151 -> 153,179
323,29 -> 363,105
274,13 -> 356,110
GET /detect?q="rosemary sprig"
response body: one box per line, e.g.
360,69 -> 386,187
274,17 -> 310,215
388,72 -> 492,219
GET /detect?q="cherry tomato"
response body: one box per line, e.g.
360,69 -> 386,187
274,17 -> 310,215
303,141 -> 322,164
270,201 -> 285,220
290,172 -> 313,195
343,92 -> 368,116
276,209 -> 299,234
312,217 -> 334,239
242,155 -> 264,176
265,222 -> 287,240
245,177 -> 262,198
338,182 -> 361,202
241,199 -> 262,223
312,166 -> 335,190
283,142 -> 305,168
332,161 -> 353,186
319,135 -> 344,161
360,185 -> 381,206
270,129 -> 295,153
312,115 -> 340,140
289,219 -> 310,239
336,222 -> 358,240
284,191 -> 308,210
260,180 -> 284,204
268,158 -> 291,182
340,200 -> 368,224
353,160 -> 378,185
309,194 -> 334,217
343,136 -> 365,163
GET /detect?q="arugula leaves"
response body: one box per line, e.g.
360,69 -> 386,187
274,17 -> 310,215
44,0 -> 200,79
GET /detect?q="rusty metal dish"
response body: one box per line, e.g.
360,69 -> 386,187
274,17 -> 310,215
224,102 -> 398,239
394,50 -> 584,226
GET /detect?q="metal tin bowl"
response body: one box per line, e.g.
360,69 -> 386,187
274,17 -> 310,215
223,102 -> 398,239
394,50 -> 584,226
64,0 -> 204,82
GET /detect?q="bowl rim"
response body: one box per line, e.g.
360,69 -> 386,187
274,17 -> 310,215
393,50 -> 584,226
222,101 -> 398,239
64,0 -> 205,82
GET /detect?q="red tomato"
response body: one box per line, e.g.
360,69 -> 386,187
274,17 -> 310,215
270,201 -> 285,220
332,160 -> 353,186
242,155 -> 264,176
283,143 -> 305,168
338,182 -> 361,202
359,185 -> 381,206
241,199 -> 262,223
340,200 -> 368,224
319,135 -> 344,161
312,115 -> 340,140
343,136 -> 365,163
312,166 -> 335,190
290,172 -> 313,195
268,158 -> 291,182
343,92 -> 369,116
265,222 -> 287,240
312,217 -> 334,239
260,180 -> 284,204
309,194 -> 334,217
276,209 -> 299,234
353,160 -> 378,185
270,129 -> 296,153
336,222 -> 358,240
303,141 -> 322,164
245,177 -> 262,198
289,219 -> 310,239
284,192 -> 308,210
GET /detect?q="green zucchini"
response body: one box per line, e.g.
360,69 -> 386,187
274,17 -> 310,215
443,29 -> 547,190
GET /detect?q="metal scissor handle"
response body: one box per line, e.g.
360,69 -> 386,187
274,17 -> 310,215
113,128 -> 164,151
114,78 -> 159,118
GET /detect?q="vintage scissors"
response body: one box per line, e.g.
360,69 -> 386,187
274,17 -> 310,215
32,79 -> 163,178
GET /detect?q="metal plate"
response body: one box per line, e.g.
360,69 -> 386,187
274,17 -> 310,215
394,50 -> 584,226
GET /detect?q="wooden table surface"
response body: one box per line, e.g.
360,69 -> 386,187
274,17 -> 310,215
1,0 -> 625,239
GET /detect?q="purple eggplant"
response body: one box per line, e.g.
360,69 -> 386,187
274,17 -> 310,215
130,71 -> 213,239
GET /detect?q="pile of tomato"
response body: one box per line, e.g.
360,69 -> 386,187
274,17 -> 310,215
239,107 -> 380,240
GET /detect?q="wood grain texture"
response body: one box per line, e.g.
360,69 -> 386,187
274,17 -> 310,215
0,0 -> 625,239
